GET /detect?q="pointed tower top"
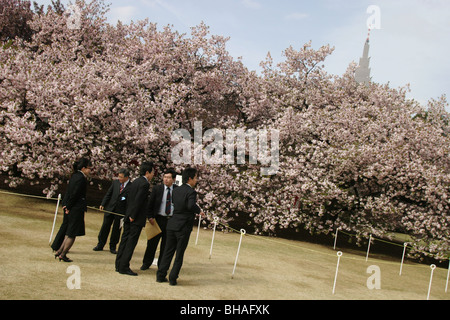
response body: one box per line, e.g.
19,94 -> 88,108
355,29 -> 372,86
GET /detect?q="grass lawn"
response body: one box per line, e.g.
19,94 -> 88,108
0,190 -> 448,301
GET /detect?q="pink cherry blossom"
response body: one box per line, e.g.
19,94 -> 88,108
1,0 -> 448,261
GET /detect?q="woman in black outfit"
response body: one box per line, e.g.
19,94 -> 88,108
54,158 -> 92,262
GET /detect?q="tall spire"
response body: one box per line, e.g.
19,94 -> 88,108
355,29 -> 372,85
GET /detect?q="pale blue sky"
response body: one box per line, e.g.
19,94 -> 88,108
36,0 -> 450,111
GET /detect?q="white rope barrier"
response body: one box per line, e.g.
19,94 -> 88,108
2,190 -> 450,299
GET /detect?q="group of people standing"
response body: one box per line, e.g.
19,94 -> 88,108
51,159 -> 205,286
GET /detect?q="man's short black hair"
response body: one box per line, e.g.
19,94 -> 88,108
182,167 -> 197,184
139,161 -> 154,176
75,158 -> 92,171
118,168 -> 130,177
163,169 -> 177,179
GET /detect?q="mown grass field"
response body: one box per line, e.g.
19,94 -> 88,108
0,190 -> 448,301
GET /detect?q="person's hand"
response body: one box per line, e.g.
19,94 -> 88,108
99,206 -> 104,211
129,217 -> 134,222
148,218 -> 155,225
199,211 -> 206,218
63,206 -> 69,214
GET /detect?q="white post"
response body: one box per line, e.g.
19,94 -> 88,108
445,258 -> 449,293
195,214 -> 202,245
209,217 -> 218,259
427,264 -> 436,300
399,243 -> 408,276
332,251 -> 343,295
333,229 -> 339,250
231,229 -> 246,279
49,194 -> 62,245
366,234 -> 372,262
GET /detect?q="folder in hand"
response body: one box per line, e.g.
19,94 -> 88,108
145,219 -> 162,240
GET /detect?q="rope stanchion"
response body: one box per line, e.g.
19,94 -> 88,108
195,214 -> 202,246
231,229 -> 246,279
366,234 -> 372,262
49,194 -> 61,245
427,264 -> 436,300
209,217 -> 219,260
445,259 -> 449,293
333,228 -> 339,250
399,243 -> 408,276
332,251 -> 343,295
333,228 -> 448,273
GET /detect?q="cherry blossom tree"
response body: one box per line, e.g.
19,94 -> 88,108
0,0 -> 34,42
1,0 -> 448,260
196,44 -> 449,261
1,0 -> 249,195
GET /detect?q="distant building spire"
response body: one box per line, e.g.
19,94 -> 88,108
355,29 -> 372,85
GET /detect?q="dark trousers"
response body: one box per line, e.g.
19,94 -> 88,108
156,225 -> 191,282
97,213 -> 122,250
142,215 -> 170,268
115,220 -> 142,272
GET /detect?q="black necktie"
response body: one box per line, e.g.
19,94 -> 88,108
120,183 -> 124,193
165,188 -> 171,215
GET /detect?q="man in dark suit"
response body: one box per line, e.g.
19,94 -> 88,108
93,168 -> 131,254
115,161 -> 154,276
156,167 -> 204,285
140,169 -> 178,270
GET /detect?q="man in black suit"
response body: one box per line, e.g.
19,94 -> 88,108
115,161 -> 154,276
93,168 -> 131,254
140,169 -> 178,270
156,167 -> 204,285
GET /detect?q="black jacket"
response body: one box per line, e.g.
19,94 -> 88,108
166,184 -> 201,232
124,176 -> 150,228
62,171 -> 87,212
100,179 -> 132,216
147,184 -> 178,219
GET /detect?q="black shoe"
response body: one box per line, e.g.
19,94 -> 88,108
58,255 -> 73,263
119,269 -> 138,276
110,248 -> 117,254
169,279 -> 177,286
156,277 -> 168,283
140,264 -> 150,270
93,245 -> 103,251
